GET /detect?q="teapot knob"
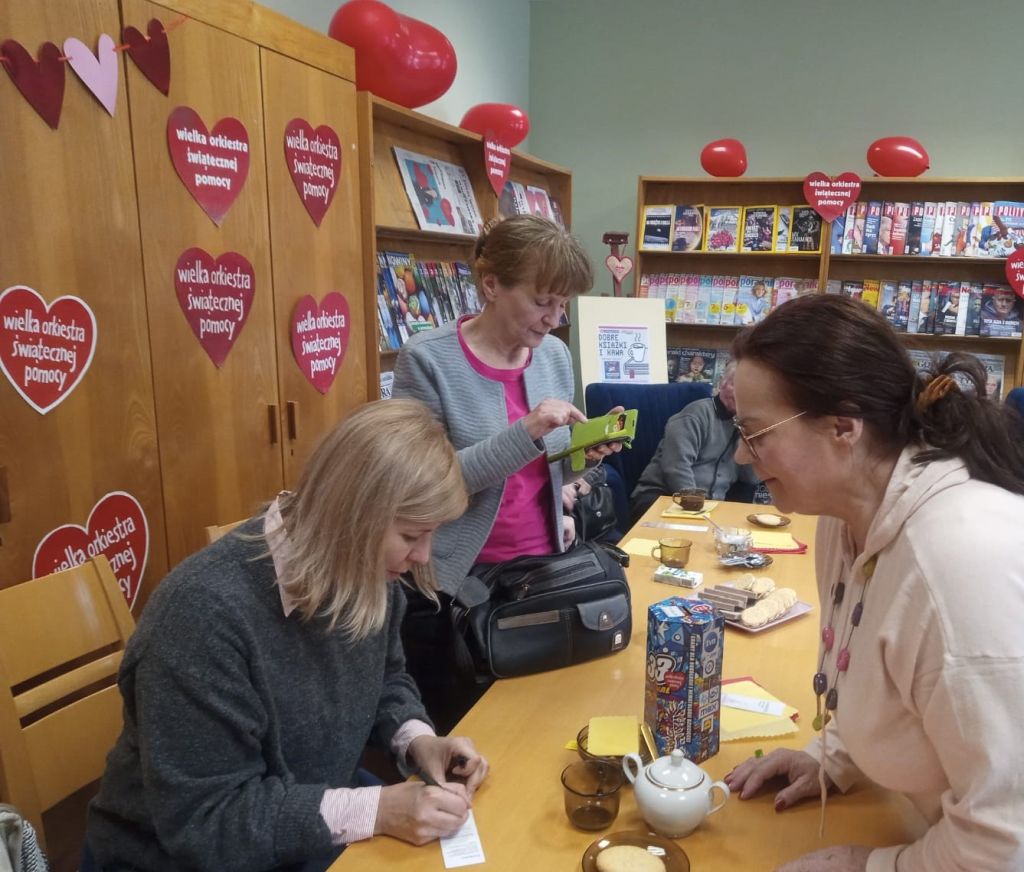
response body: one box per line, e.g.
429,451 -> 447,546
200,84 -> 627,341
670,749 -> 685,767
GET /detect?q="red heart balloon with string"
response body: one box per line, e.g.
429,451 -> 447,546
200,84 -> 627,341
1,40 -> 65,128
122,18 -> 170,95
802,172 -> 862,223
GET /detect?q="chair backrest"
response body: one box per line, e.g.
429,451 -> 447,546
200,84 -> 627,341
584,381 -> 713,520
205,519 -> 246,544
0,556 -> 135,846
1007,386 -> 1024,418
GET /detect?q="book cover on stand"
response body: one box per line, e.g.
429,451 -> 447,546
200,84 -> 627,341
393,146 -> 484,235
740,206 -> 777,253
642,205 -> 675,250
671,205 -> 705,252
788,207 -> 822,253
705,207 -> 742,253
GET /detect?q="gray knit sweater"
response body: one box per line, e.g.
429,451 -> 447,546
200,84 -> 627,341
86,520 -> 428,872
392,322 -> 574,597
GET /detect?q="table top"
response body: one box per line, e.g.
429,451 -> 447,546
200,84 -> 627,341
339,500 -> 925,870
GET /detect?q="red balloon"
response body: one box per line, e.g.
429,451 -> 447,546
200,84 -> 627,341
328,0 -> 456,109
866,136 -> 930,177
700,138 -> 748,177
459,103 -> 530,148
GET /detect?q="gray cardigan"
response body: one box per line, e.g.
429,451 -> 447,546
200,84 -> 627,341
392,322 -> 575,597
87,520 -> 428,872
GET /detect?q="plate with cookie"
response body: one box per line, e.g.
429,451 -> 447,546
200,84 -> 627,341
582,830 -> 689,872
746,512 -> 791,528
696,579 -> 813,633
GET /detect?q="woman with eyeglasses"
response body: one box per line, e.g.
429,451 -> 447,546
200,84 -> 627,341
723,294 -> 1024,872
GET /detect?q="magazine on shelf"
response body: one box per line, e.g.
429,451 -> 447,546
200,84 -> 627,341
984,201 -> 1024,257
740,206 -> 777,253
788,207 -> 822,253
498,180 -> 530,218
392,146 -> 484,235
890,202 -> 910,256
524,185 -> 555,221
862,201 -> 882,255
920,202 -> 938,256
979,284 -> 1024,338
671,205 -> 704,252
850,201 -> 867,254
674,347 -> 718,383
776,208 -> 792,252
642,205 -> 675,250
828,210 -> 845,254
705,206 -> 742,253
908,348 -> 1006,400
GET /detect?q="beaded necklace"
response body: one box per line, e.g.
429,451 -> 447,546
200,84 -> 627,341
812,554 -> 876,731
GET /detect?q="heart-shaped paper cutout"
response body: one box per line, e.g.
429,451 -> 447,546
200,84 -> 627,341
605,255 -> 634,283
283,119 -> 342,227
167,106 -> 250,225
1006,249 -> 1024,301
33,490 -> 149,610
483,140 -> 511,197
803,172 -> 862,223
174,248 -> 255,367
1,40 -> 65,129
122,18 -> 170,95
63,34 -> 119,116
0,285 -> 97,415
290,293 -> 350,394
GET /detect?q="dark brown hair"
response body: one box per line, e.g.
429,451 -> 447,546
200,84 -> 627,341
473,214 -> 593,297
731,294 -> 1024,494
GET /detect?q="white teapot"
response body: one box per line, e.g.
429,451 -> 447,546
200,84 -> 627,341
623,748 -> 730,838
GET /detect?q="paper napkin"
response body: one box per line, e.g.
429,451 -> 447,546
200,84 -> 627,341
750,530 -> 806,553
719,677 -> 799,742
662,500 -> 719,518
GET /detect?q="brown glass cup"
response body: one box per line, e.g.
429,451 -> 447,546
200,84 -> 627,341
650,537 -> 692,568
560,759 -> 624,831
673,487 -> 707,512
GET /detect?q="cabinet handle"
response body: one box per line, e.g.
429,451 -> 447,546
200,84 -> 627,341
286,402 -> 298,440
268,405 -> 279,445
0,466 -> 10,524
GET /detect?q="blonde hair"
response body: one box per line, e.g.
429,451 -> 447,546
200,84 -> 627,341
473,214 -> 593,297
274,399 -> 466,641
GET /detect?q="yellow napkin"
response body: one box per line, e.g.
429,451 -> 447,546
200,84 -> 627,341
662,500 -> 719,518
720,679 -> 798,741
621,537 -> 661,557
588,715 -> 639,756
750,530 -> 802,551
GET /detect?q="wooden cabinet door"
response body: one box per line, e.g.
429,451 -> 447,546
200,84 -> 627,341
123,0 -> 282,563
260,50 -> 368,486
0,0 -> 167,611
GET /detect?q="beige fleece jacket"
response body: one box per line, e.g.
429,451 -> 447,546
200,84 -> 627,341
805,446 -> 1024,872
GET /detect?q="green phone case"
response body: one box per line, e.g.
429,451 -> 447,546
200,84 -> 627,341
548,409 -> 638,471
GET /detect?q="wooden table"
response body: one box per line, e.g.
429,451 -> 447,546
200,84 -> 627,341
340,501 -> 925,870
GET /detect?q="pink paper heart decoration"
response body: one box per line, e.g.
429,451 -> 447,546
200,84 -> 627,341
483,140 -> 511,197
283,118 -> 342,227
1006,249 -> 1024,301
174,248 -> 255,367
0,285 -> 97,414
63,34 -> 119,116
290,293 -> 350,394
167,106 -> 250,225
605,255 -> 634,283
33,490 -> 149,610
802,172 -> 862,223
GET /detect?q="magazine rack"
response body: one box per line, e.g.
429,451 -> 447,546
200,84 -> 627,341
356,95 -> 574,385
634,177 -> 1024,395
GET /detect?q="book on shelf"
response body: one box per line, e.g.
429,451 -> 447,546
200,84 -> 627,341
788,207 -> 822,253
705,207 -> 742,253
392,146 -> 484,236
671,205 -> 704,252
641,204 -> 675,250
740,206 -> 777,253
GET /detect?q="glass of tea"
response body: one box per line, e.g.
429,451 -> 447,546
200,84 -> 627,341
560,759 -> 625,831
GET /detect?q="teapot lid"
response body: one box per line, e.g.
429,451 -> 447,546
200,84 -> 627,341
645,749 -> 707,791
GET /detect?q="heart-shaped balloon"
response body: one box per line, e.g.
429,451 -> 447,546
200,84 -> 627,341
802,172 -> 862,223
0,285 -> 97,415
283,118 -> 342,226
1,40 -> 65,129
328,0 -> 456,109
866,137 -> 929,178
605,255 -> 634,283
63,34 -> 119,116
700,138 -> 747,177
174,248 -> 255,367
122,18 -> 170,95
460,103 -> 530,148
290,293 -> 350,394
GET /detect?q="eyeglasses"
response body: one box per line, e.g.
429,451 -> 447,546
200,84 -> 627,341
733,411 -> 807,460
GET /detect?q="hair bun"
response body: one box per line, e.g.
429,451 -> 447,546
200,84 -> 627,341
474,218 -> 502,261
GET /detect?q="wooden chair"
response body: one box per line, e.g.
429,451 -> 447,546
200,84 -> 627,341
204,519 -> 246,544
0,555 -> 135,848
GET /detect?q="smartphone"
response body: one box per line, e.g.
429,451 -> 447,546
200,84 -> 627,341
548,409 -> 638,471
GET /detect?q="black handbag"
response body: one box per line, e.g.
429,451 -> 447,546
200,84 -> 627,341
572,470 -> 619,543
450,541 -> 631,679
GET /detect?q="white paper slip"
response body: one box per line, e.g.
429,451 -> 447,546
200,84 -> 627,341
721,692 -> 786,717
640,521 -> 709,533
441,809 -> 485,868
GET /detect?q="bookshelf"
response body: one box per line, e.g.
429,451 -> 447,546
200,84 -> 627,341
634,177 -> 1024,396
356,95 -> 574,386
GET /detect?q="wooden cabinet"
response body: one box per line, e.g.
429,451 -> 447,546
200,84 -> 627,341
634,176 -> 1024,393
356,95 -> 574,382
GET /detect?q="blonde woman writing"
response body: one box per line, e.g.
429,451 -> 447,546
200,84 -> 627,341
87,400 -> 489,872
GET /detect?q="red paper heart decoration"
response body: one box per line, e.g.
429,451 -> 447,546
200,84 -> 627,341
605,255 -> 634,283
483,140 -> 511,197
290,292 -> 350,394
460,103 -> 530,148
328,0 -> 456,109
122,18 -> 170,95
700,138 -> 747,177
803,172 -> 862,223
0,285 -> 97,415
33,491 -> 149,610
174,248 -> 255,367
866,136 -> 929,178
167,106 -> 250,225
283,118 -> 342,227
1006,249 -> 1024,301
1,40 -> 65,129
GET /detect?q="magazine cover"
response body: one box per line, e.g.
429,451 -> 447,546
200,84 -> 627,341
952,202 -> 972,256
906,202 -> 925,255
393,146 -> 484,235
917,281 -> 934,334
979,284 -> 1024,338
985,201 -> 1024,257
642,205 -> 675,250
705,207 -> 742,253
850,201 -> 868,254
695,274 -> 714,324
788,207 -> 822,253
939,200 -> 958,256
828,210 -> 845,254
525,184 -> 555,221
777,208 -> 792,252
877,281 -> 896,319
890,202 -> 910,256
840,202 -> 857,254
675,348 -> 718,383
740,206 -> 777,253
671,205 -> 704,252
975,352 -> 1006,400
498,180 -> 530,218
708,275 -> 727,325
964,281 -> 983,336
893,280 -> 913,332
383,250 -> 437,332
454,261 -> 481,313
861,278 -> 881,311
920,202 -> 938,255
968,202 -> 992,257
719,275 -> 740,323
862,201 -> 882,255
773,276 -> 799,309
877,202 -> 895,256
711,350 -> 733,390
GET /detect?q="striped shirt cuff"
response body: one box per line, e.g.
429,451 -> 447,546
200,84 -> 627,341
319,785 -> 382,845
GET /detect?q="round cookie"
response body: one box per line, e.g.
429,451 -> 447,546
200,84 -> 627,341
595,845 -> 666,872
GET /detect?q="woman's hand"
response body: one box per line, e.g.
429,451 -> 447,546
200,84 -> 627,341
723,748 -> 827,810
374,781 -> 470,845
408,735 -> 489,796
524,399 -> 586,441
583,405 -> 626,461
562,514 -> 577,549
775,845 -> 872,872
